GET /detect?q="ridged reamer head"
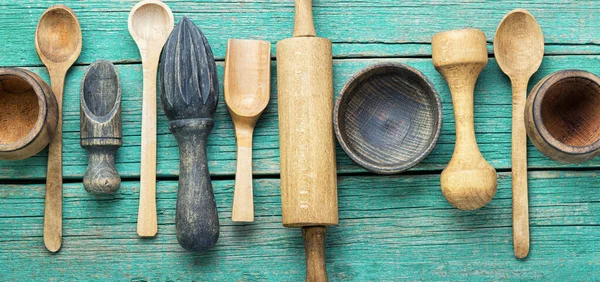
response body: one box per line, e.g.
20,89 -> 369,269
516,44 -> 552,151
159,17 -> 218,120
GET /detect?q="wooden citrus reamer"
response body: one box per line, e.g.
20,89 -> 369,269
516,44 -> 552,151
35,4 -> 82,252
224,39 -> 271,222
276,0 -> 338,280
431,29 -> 497,210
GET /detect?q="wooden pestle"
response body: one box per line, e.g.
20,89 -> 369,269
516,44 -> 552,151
432,29 -> 497,210
159,17 -> 219,251
80,60 -> 122,195
277,0 -> 338,281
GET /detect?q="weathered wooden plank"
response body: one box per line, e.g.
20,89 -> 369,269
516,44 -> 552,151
1,55 -> 599,180
1,170 -> 599,280
0,0 -> 599,67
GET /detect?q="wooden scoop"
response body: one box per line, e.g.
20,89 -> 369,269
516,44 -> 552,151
128,0 -> 174,237
159,17 -> 220,251
224,39 -> 271,222
35,4 -> 82,253
494,9 -> 544,259
80,60 -> 122,195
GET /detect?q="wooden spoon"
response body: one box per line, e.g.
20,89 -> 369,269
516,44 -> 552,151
494,9 -> 544,259
35,4 -> 82,253
224,39 -> 271,222
128,0 -> 174,237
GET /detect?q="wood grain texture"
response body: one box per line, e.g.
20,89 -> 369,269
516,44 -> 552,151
432,29 -> 497,211
224,39 -> 271,222
159,17 -> 220,251
494,9 -> 545,259
80,60 -> 122,195
525,70 -> 600,163
1,171 -> 600,280
1,0 -> 600,67
2,55 -> 600,180
334,63 -> 442,174
0,68 -> 57,160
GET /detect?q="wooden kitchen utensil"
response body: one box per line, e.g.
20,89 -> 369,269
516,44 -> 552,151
128,0 -> 174,237
276,0 -> 338,280
224,39 -> 271,222
432,28 -> 497,210
525,70 -> 600,163
159,17 -> 219,251
334,63 -> 442,174
80,60 -> 122,195
494,9 -> 544,259
0,68 -> 58,160
35,4 -> 82,253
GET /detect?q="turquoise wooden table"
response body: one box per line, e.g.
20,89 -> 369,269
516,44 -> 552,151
1,0 -> 600,280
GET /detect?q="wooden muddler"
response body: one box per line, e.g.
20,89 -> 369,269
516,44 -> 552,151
159,17 -> 219,251
276,0 -> 338,281
80,60 -> 122,195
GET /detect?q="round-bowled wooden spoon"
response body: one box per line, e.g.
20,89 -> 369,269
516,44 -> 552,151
128,0 -> 174,237
494,9 -> 544,259
35,4 -> 82,253
224,39 -> 271,222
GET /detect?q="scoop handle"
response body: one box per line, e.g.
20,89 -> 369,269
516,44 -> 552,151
293,0 -> 316,37
83,146 -> 120,195
170,118 -> 219,251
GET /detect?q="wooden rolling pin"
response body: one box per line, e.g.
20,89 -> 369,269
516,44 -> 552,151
276,0 -> 338,281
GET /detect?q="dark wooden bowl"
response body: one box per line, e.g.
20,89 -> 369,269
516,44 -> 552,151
334,63 -> 442,174
0,68 -> 58,160
525,69 -> 600,163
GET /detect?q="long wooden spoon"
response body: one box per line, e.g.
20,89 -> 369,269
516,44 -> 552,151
128,0 -> 174,237
494,9 -> 544,259
224,39 -> 271,222
35,4 -> 82,253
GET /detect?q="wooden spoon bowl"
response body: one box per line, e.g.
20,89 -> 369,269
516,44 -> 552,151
0,68 -> 58,160
334,63 -> 442,174
526,70 -> 600,163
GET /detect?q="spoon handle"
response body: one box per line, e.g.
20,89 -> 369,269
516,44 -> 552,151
44,71 -> 65,253
232,127 -> 255,222
511,79 -> 529,259
137,59 -> 159,237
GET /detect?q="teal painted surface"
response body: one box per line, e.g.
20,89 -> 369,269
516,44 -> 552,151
0,0 -> 598,280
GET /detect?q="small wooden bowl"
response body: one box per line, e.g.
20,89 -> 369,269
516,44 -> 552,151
334,63 -> 442,174
0,68 -> 58,160
526,69 -> 600,163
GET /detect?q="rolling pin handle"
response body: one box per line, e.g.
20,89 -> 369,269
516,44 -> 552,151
293,0 -> 316,37
303,226 -> 328,282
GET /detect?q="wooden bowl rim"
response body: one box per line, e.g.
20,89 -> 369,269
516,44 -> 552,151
0,68 -> 49,152
532,69 -> 600,155
333,62 -> 443,174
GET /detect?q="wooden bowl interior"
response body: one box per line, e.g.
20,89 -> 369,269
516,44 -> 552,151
541,77 -> 600,147
337,65 -> 440,172
0,75 -> 39,145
